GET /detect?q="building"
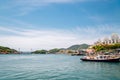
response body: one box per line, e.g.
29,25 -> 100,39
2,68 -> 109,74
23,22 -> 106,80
86,33 -> 120,53
95,33 -> 120,45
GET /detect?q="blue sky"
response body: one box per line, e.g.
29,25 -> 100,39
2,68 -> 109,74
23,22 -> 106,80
0,0 -> 120,51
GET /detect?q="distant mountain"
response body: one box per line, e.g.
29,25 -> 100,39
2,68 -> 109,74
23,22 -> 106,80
32,44 -> 90,54
67,44 -> 90,50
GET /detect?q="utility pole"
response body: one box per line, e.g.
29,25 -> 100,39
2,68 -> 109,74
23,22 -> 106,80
18,48 -> 21,54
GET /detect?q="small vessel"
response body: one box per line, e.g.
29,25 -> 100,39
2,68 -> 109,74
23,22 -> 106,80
71,53 -> 84,56
80,55 -> 120,62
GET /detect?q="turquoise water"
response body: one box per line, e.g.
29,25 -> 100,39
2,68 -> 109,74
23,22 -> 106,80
0,54 -> 120,80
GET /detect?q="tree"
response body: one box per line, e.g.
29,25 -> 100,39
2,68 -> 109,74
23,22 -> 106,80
0,46 -> 17,54
92,43 -> 120,52
49,48 -> 60,53
92,45 -> 105,52
33,50 -> 48,54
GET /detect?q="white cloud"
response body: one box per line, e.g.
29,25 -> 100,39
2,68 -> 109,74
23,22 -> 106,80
0,0 -> 109,16
75,24 -> 120,40
0,27 -> 80,51
12,0 -> 88,15
0,16 -> 34,27
12,0 -> 107,7
0,0 -> 105,16
15,0 -> 86,5
0,24 -> 119,51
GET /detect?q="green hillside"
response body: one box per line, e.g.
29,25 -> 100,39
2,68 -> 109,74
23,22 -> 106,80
92,43 -> 120,52
67,44 -> 90,50
0,46 -> 18,54
32,44 -> 90,54
32,48 -> 60,54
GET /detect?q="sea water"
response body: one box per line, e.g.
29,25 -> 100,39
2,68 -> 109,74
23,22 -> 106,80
0,54 -> 120,80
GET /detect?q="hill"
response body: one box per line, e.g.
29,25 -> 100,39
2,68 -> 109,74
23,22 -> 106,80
32,44 -> 90,54
67,44 -> 90,50
0,46 -> 18,54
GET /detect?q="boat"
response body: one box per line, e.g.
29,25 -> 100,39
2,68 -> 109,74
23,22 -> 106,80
71,53 -> 84,56
80,55 -> 120,62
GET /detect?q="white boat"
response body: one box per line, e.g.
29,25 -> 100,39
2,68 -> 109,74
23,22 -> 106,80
80,54 -> 120,62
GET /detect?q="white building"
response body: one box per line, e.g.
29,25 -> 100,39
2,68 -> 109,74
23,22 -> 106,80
95,33 -> 120,45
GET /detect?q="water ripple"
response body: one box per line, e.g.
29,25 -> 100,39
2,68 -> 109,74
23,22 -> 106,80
0,54 -> 120,80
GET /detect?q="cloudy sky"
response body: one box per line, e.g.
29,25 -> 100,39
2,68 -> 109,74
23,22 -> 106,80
0,0 -> 120,51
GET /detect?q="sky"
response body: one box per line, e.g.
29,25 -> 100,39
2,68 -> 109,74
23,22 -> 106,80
0,0 -> 120,51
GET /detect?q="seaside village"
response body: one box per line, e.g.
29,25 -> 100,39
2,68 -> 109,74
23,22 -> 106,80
80,33 -> 120,61
59,33 -> 120,61
60,33 -> 120,55
87,33 -> 120,53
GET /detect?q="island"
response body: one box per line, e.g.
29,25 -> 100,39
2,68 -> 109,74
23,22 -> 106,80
0,46 -> 18,54
32,44 -> 90,55
32,48 -> 60,54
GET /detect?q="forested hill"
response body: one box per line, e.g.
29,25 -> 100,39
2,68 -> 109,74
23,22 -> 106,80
32,44 -> 90,54
67,44 -> 90,50
0,46 -> 18,54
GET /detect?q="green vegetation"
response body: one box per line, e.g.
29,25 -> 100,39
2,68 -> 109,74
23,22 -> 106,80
49,48 -> 60,53
33,48 -> 60,54
67,50 -> 77,53
32,50 -> 48,54
67,44 -> 90,50
92,43 -> 120,52
0,46 -> 17,54
33,44 -> 90,54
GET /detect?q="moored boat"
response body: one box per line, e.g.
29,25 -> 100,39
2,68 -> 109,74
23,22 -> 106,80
80,55 -> 120,62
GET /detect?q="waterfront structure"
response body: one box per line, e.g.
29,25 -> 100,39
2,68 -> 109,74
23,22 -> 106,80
86,33 -> 120,54
80,54 -> 120,62
59,49 -> 86,55
95,33 -> 120,45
